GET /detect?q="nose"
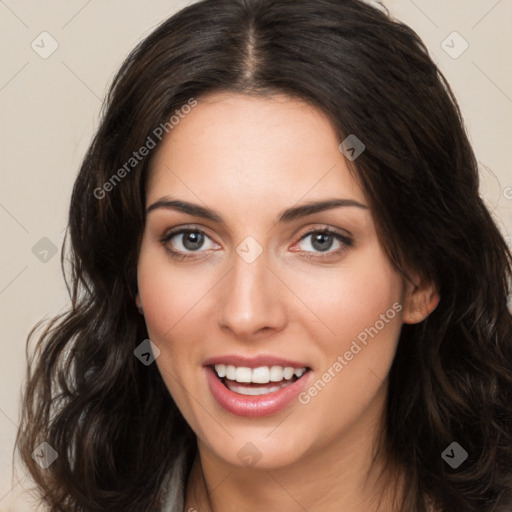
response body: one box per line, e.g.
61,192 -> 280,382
216,249 -> 287,341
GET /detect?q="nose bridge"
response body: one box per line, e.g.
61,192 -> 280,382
216,242 -> 286,338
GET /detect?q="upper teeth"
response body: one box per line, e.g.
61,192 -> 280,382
214,365 -> 306,383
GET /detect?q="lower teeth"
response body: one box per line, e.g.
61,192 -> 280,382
223,377 -> 297,396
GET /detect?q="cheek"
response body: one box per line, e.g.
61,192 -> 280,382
137,254 -> 212,413
137,243 -> 211,337
294,247 -> 404,433
291,244 -> 403,348
136,246 -> 213,380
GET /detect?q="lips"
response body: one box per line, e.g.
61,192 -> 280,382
203,354 -> 312,417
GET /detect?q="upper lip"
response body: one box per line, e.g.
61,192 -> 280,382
203,354 -> 311,369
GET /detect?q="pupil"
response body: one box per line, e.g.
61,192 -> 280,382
183,231 -> 204,250
312,233 -> 332,252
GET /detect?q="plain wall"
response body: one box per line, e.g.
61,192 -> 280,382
0,1 -> 511,510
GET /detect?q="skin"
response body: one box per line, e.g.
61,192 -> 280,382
136,91 -> 439,512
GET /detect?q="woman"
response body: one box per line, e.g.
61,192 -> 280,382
16,0 -> 512,510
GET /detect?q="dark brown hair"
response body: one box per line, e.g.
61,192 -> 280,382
16,0 -> 512,510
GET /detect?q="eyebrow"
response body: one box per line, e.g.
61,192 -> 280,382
146,197 -> 368,224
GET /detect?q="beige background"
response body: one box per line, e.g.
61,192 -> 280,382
1,1 -> 511,509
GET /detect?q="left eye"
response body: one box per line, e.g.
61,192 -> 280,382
295,229 -> 352,255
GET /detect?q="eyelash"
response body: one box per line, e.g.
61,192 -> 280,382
159,226 -> 353,261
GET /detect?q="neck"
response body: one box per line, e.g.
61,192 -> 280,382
184,385 -> 403,512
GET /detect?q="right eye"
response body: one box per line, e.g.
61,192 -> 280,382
160,227 -> 220,261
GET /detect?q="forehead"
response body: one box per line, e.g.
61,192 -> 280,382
146,91 -> 366,209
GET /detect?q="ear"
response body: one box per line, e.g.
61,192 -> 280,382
402,272 -> 440,324
135,292 -> 142,309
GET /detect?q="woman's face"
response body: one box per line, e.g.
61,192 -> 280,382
137,91 -> 412,470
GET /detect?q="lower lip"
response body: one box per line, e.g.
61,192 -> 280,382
205,366 -> 311,417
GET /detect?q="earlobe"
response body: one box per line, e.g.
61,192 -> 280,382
402,276 -> 440,324
135,293 -> 144,315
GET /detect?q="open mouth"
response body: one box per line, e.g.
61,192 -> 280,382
210,364 -> 312,396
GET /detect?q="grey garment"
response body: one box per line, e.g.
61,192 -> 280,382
161,445 -> 193,512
